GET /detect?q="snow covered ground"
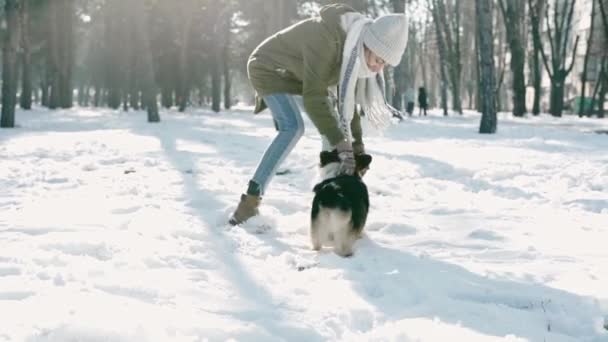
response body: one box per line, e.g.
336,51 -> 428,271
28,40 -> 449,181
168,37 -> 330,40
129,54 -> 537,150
1,106 -> 607,341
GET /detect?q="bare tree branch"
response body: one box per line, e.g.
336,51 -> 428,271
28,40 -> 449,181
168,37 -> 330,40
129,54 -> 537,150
561,0 -> 577,67
565,35 -> 580,75
498,0 -> 509,26
598,0 -> 608,41
544,3 -> 557,71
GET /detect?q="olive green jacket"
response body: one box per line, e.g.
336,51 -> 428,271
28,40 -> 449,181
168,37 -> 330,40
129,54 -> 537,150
247,4 -> 363,147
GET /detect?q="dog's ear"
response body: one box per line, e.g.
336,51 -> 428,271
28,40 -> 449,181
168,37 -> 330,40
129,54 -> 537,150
319,150 -> 340,167
355,154 -> 372,169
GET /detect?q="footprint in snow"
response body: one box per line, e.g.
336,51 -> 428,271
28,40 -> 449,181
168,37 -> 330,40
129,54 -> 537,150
0,267 -> 21,277
0,291 -> 35,300
111,206 -> 141,215
467,229 -> 505,241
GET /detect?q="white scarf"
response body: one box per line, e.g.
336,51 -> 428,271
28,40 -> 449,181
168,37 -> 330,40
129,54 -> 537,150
335,12 -> 401,144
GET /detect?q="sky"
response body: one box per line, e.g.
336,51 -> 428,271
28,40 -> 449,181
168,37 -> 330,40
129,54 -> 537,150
1,105 -> 607,341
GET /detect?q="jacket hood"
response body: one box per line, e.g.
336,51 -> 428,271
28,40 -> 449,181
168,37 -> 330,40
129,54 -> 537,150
319,3 -> 357,24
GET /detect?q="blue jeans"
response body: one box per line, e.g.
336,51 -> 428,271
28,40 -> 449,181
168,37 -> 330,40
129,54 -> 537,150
247,94 -> 305,196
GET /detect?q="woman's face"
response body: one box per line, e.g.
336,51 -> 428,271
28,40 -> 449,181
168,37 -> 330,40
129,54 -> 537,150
364,47 -> 386,73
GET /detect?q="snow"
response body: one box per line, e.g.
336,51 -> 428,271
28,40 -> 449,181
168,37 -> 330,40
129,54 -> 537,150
1,106 -> 607,342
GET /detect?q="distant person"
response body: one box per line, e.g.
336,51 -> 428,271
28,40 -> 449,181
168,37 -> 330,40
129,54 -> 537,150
418,87 -> 428,116
229,4 -> 409,225
405,87 -> 416,116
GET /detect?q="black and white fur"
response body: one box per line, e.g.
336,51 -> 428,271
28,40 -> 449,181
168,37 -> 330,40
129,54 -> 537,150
310,151 -> 372,257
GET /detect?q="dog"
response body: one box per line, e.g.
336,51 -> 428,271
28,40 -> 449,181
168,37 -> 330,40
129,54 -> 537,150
310,150 -> 372,257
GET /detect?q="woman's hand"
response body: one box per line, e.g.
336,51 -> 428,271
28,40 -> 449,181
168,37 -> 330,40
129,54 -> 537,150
336,140 -> 356,175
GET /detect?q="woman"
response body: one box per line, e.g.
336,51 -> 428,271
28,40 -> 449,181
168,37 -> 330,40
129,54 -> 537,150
230,4 -> 408,225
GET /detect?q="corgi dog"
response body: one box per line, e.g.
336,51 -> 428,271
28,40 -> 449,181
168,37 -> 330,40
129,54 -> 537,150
310,150 -> 372,257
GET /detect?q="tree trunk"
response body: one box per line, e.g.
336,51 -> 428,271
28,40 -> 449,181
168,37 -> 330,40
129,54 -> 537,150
108,89 -> 121,109
60,0 -> 75,108
549,74 -> 566,117
392,66 -> 404,111
211,52 -> 222,112
122,90 -> 129,111
177,3 -> 194,113
104,1 -> 122,110
391,0 -> 406,111
598,78 -> 606,118
430,0 -> 450,116
475,23 -> 482,111
1,0 -> 21,128
476,0 -> 497,134
594,58 -> 607,118
161,87 -> 173,108
598,0 -> 608,41
450,1 -> 463,114
47,1 -> 59,109
210,27 -> 222,113
47,0 -> 74,109
83,85 -> 90,107
537,0 -> 579,118
130,86 -> 140,110
434,0 -> 463,114
420,23 -> 430,92
531,47 -> 542,115
460,1 -> 477,110
579,0 -> 597,117
499,0 -> 527,116
451,72 -> 462,114
33,86 -> 40,105
93,84 -> 101,107
223,15 -> 232,110
133,0 -> 160,122
528,0 -> 545,115
20,0 -> 33,110
77,83 -> 85,106
510,46 -> 527,116
41,80 -> 49,108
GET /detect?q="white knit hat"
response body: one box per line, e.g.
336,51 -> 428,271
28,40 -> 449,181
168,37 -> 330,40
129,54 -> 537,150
362,13 -> 408,67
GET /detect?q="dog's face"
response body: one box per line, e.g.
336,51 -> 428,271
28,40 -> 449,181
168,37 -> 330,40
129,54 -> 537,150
319,150 -> 372,179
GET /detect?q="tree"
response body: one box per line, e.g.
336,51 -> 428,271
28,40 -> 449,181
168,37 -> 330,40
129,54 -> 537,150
133,0 -> 160,122
498,0 -> 527,117
196,1 -> 240,113
175,0 -> 197,112
528,0 -> 546,115
599,0 -> 608,39
1,0 -> 21,128
460,0 -> 478,110
579,0 -> 597,117
47,0 -> 75,109
102,0 -> 127,110
595,0 -> 608,118
223,13 -> 233,110
494,6 -> 508,111
535,0 -> 580,117
391,0 -> 406,111
429,0 -> 450,116
476,0 -> 497,134
430,0 -> 463,114
20,0 -> 33,110
588,59 -> 606,117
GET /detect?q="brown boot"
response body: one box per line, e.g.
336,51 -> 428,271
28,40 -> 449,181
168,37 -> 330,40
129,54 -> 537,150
229,194 -> 261,225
